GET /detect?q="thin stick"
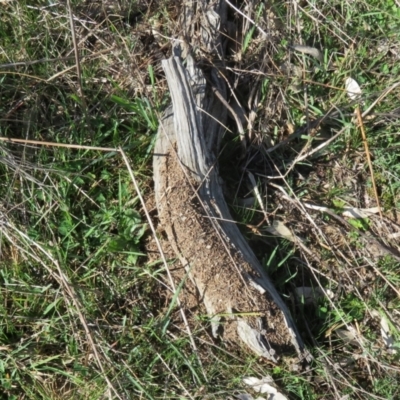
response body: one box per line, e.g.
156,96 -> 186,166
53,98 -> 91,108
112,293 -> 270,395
362,81 -> 400,118
156,353 -> 194,400
0,137 -> 116,152
356,105 -> 382,218
0,71 -> 47,82
224,0 -> 269,38
66,0 -> 87,111
303,202 -> 400,263
0,55 -> 77,69
211,84 -> 245,146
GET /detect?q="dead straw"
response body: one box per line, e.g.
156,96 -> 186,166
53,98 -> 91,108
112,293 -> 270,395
0,137 -> 116,152
356,105 -> 383,219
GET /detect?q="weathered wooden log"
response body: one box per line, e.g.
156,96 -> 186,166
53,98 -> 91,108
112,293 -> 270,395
153,1 -> 310,362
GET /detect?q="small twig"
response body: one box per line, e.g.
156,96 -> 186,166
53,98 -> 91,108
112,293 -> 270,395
66,0 -> 87,112
211,84 -> 246,147
0,55 -> 76,69
224,0 -> 269,39
0,137 -> 116,152
247,171 -> 269,223
303,202 -> 400,264
156,353 -> 195,400
356,105 -> 382,218
261,124 -> 347,179
362,81 -> 400,118
0,48 -> 115,94
0,71 -> 47,82
264,109 -> 333,154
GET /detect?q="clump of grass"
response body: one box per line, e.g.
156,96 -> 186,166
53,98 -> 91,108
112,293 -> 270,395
0,1 -> 170,398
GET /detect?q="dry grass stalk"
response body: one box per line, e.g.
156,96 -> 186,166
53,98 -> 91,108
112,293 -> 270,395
356,105 -> 383,218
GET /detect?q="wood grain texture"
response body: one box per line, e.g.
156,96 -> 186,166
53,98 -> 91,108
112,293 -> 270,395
153,0 -> 310,362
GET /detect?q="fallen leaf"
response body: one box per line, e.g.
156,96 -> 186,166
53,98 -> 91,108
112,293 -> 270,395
335,326 -> 363,347
243,376 -> 288,400
345,77 -> 362,101
265,220 -> 295,242
238,322 -> 277,362
236,394 -> 267,400
370,309 -> 381,318
381,316 -> 397,354
290,44 -> 323,62
342,206 -> 380,219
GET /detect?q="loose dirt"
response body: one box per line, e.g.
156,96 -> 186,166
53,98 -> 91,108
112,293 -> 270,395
153,123 -> 298,359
